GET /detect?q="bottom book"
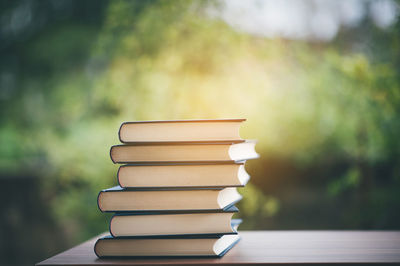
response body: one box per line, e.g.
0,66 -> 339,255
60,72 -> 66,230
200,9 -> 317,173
94,234 -> 240,258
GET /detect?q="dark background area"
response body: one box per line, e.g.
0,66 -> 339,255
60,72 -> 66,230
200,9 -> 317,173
1,0 -> 400,265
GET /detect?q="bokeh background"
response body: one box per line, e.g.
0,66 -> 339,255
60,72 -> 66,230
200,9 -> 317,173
1,0 -> 400,265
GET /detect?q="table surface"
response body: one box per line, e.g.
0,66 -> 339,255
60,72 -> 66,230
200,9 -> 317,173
37,231 -> 400,265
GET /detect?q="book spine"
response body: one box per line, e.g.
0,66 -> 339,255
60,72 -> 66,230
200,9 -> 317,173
97,191 -> 104,212
109,215 -> 116,237
93,238 -> 101,258
109,145 -> 116,164
116,166 -> 122,187
118,122 -> 125,143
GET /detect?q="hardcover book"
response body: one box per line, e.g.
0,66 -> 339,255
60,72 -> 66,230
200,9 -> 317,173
110,207 -> 241,237
110,141 -> 258,164
94,234 -> 240,257
97,186 -> 242,212
118,119 -> 246,144
117,163 -> 250,188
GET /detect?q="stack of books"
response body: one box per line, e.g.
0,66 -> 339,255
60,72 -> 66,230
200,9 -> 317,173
94,119 -> 258,257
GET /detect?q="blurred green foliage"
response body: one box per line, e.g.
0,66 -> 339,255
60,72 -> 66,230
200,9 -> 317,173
1,0 -> 400,265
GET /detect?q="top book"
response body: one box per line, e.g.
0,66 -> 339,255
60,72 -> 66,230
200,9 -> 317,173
118,119 -> 246,143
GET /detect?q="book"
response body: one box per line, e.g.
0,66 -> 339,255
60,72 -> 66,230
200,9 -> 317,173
97,186 -> 242,212
110,207 -> 241,237
118,163 -> 250,188
94,234 -> 240,257
110,141 -> 258,164
118,119 -> 246,144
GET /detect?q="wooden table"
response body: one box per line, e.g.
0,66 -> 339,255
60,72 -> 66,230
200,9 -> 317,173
37,231 -> 400,265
